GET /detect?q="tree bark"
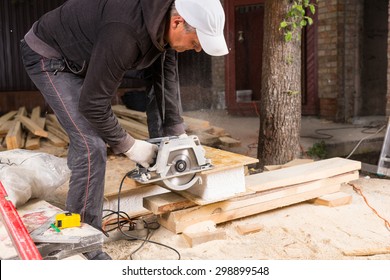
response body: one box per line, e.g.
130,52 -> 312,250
257,0 -> 302,168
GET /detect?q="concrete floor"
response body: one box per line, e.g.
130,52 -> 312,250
183,109 -> 388,166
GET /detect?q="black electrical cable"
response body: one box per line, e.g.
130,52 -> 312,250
301,124 -> 384,140
102,170 -> 181,260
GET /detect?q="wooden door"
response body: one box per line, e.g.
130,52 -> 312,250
225,0 -> 319,116
225,0 -> 264,116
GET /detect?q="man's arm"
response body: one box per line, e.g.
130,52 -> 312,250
78,23 -> 138,154
150,49 -> 186,137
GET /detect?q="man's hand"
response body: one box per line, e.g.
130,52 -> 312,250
124,140 -> 158,168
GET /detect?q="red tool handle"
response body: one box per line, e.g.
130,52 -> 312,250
0,181 -> 42,260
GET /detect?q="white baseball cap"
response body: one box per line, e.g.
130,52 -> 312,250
175,0 -> 229,56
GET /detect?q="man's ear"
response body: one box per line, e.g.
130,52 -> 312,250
171,15 -> 185,29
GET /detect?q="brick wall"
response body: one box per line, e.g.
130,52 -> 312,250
318,0 -> 390,120
317,0 -> 340,120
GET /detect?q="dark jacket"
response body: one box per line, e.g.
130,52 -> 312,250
26,0 -> 184,153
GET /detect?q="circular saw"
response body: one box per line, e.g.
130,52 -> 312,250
128,135 -> 213,191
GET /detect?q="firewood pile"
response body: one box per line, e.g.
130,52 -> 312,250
0,105 -> 241,151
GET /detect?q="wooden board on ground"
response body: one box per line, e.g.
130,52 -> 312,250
246,157 -> 361,192
235,223 -> 263,235
182,221 -> 226,247
310,191 -> 352,207
158,171 -> 359,233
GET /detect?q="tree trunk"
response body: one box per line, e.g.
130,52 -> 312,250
257,0 -> 302,168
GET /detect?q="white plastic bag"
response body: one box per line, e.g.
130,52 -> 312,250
0,149 -> 70,207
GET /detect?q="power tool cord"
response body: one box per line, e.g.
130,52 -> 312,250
102,170 -> 181,260
348,182 -> 390,232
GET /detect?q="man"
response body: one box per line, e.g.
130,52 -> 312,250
20,0 -> 228,260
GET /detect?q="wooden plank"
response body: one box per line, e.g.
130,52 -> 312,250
182,116 -> 210,131
310,191 -> 352,207
160,183 -> 342,234
0,111 -> 17,125
264,158 -> 314,171
197,132 -> 221,147
25,109 -> 46,150
112,105 -> 148,125
46,132 -> 68,147
219,136 -> 241,147
46,114 -> 68,136
117,117 -> 149,138
182,221 -> 226,247
18,115 -> 48,138
203,146 -> 258,174
236,223 -> 263,235
206,126 -> 229,137
246,157 -> 361,192
5,121 -> 23,150
0,121 -> 13,136
158,172 -> 358,233
143,192 -> 196,215
342,247 -> 390,257
46,124 -> 70,143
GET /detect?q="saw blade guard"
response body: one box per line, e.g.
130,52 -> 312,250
131,135 -> 213,191
149,135 -> 209,176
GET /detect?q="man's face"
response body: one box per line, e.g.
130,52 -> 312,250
166,16 -> 202,53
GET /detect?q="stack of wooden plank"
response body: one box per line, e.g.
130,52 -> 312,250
112,105 -> 241,148
0,105 -> 241,150
143,157 -> 361,234
0,106 -> 68,151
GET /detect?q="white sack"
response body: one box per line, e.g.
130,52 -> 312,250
0,149 -> 70,207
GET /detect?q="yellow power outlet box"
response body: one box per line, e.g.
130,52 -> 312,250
55,212 -> 81,229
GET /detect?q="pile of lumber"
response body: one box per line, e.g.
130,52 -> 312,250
0,106 -> 68,151
112,105 -> 241,148
143,157 -> 361,234
0,105 -> 241,151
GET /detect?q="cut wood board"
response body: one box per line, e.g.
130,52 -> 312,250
158,171 -> 359,233
182,221 -> 226,247
246,157 -> 361,192
236,223 -> 263,235
143,192 -> 196,215
310,191 -> 352,207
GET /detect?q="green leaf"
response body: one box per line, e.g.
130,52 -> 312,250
310,5 -> 316,15
280,21 -> 288,28
285,32 -> 293,42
